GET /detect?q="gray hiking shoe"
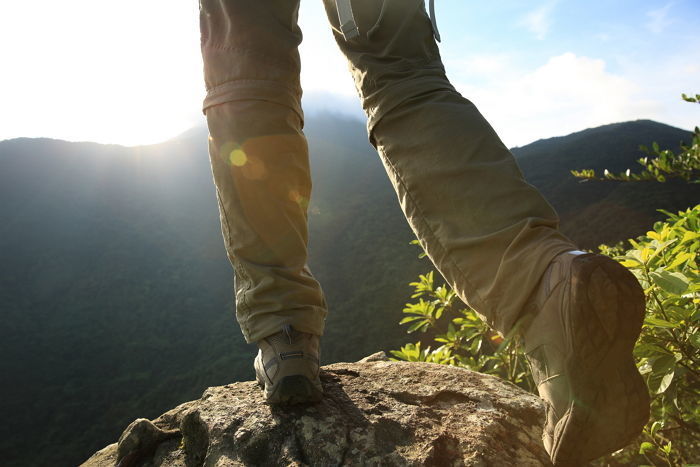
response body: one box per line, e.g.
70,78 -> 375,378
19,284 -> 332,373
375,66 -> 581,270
254,325 -> 323,405
520,251 -> 650,465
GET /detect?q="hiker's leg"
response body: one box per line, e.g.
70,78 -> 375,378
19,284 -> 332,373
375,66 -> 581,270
200,0 -> 326,343
322,5 -> 649,463
322,0 -> 575,333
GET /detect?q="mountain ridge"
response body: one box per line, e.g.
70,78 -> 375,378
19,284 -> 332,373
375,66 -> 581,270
1,116 -> 698,466
5,117 -> 688,152
511,119 -> 691,152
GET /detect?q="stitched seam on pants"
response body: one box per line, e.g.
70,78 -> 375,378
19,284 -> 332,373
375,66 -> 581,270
233,260 -> 253,336
216,185 -> 252,336
377,145 -> 491,320
202,79 -> 303,119
203,96 -> 303,119
205,78 -> 301,96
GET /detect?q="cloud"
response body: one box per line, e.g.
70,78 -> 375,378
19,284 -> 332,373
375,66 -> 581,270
646,3 -> 674,34
447,54 -> 511,77
302,91 -> 364,119
520,2 -> 557,40
450,53 -> 661,147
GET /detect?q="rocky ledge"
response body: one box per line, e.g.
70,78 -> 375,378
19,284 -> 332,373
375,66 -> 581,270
83,353 -> 551,466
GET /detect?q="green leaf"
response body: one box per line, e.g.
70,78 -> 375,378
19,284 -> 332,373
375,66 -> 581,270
681,230 -> 700,244
399,316 -> 422,324
644,317 -> 678,329
639,441 -> 655,454
618,256 -> 643,268
647,354 -> 677,394
649,270 -> 690,295
407,321 -> 426,333
635,342 -> 673,356
657,369 -> 675,394
648,239 -> 678,262
667,251 -> 694,269
690,332 -> 700,349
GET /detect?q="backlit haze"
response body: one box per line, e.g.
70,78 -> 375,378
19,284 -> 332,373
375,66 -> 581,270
1,0 -> 698,147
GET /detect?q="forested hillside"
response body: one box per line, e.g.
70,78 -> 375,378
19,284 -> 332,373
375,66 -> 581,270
513,120 -> 697,247
0,116 -> 697,466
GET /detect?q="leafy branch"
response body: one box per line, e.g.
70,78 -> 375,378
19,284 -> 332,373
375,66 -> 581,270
571,94 -> 699,184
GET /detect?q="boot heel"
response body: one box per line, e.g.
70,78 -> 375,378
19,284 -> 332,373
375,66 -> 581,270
274,375 -> 323,405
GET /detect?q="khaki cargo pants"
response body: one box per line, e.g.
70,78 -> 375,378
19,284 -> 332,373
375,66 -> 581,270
199,0 -> 576,343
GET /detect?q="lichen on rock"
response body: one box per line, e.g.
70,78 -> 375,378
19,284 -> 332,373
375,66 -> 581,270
83,358 -> 551,466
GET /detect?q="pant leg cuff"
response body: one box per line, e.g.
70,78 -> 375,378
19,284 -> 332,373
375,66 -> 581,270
242,307 -> 327,344
202,79 -> 304,124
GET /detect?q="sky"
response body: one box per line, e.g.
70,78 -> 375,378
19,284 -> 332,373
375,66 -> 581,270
0,0 -> 698,148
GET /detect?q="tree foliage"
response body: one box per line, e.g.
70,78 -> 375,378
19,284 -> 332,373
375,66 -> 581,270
616,205 -> 700,466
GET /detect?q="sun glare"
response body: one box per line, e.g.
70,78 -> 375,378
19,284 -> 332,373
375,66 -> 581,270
0,0 -> 204,146
0,1 -> 698,146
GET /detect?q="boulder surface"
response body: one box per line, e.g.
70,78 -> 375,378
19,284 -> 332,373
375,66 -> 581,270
83,355 -> 551,466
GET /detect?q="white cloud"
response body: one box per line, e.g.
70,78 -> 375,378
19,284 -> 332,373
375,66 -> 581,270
520,2 -> 557,40
302,91 -> 364,120
447,54 -> 511,77
646,3 -> 674,34
450,53 -> 663,147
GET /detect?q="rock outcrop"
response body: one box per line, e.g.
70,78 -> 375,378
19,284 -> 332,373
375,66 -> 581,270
84,353 -> 551,466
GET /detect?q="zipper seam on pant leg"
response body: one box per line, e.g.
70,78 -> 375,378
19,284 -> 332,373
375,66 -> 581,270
216,185 -> 253,337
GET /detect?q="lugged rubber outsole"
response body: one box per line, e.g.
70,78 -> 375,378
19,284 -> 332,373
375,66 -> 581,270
257,374 -> 323,406
550,254 -> 650,465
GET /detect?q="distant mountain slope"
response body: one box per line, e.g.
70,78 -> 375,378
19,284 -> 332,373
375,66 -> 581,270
0,135 -> 244,467
513,120 -> 697,247
0,116 -> 697,466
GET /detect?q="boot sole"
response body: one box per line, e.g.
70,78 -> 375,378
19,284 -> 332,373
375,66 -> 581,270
258,374 -> 323,406
551,254 -> 650,465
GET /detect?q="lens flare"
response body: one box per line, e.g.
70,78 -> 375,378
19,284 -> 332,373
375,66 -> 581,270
229,149 -> 247,166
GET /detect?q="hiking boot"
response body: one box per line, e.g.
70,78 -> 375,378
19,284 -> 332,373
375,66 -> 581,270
254,324 -> 323,405
519,251 -> 650,465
